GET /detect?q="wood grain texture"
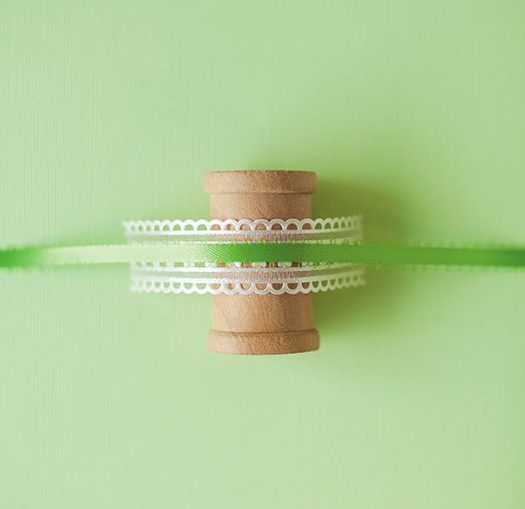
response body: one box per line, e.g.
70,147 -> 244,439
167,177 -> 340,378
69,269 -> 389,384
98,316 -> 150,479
204,170 -> 320,355
208,329 -> 320,355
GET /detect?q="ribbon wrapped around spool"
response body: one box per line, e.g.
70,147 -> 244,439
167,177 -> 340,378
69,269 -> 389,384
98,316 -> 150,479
125,170 -> 365,355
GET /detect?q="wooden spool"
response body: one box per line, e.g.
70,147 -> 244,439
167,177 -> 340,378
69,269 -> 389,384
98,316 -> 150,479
203,170 -> 320,355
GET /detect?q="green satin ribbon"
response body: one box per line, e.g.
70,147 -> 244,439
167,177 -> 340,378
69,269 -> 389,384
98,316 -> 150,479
1,243 -> 524,269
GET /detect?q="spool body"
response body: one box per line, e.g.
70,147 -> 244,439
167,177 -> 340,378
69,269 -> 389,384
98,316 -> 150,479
204,170 -> 320,355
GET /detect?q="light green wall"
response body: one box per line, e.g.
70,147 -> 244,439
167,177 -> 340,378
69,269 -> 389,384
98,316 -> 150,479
1,1 -> 524,508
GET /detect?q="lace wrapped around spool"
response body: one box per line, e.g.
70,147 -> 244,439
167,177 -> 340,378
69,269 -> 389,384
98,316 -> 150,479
124,217 -> 365,295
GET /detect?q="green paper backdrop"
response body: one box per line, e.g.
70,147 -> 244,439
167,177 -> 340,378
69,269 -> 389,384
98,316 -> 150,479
1,1 -> 524,508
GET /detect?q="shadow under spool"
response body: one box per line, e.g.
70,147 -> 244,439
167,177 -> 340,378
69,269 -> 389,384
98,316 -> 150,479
203,170 -> 320,355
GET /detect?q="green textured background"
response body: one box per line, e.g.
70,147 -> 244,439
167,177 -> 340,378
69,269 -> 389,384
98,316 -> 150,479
1,1 -> 524,508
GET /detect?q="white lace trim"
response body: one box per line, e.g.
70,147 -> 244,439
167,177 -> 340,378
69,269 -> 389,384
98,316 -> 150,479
129,261 -> 365,294
124,216 -> 361,236
124,216 -> 365,295
130,267 -> 366,295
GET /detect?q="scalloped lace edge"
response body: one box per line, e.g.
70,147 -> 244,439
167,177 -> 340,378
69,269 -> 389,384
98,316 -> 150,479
124,216 -> 362,236
130,268 -> 366,295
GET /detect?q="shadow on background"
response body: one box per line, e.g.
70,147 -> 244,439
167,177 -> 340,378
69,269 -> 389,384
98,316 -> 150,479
249,133 -> 419,338
313,171 -> 413,335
